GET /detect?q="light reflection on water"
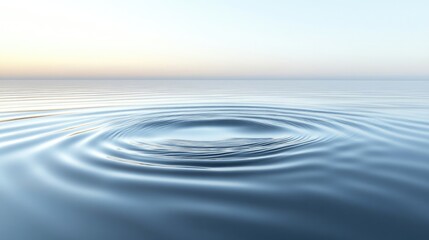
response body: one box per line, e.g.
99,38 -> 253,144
1,80 -> 429,240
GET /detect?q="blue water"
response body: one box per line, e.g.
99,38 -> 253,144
1,80 -> 429,240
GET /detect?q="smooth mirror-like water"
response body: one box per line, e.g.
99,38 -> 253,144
1,80 -> 429,240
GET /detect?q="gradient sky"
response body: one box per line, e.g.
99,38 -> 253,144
1,0 -> 428,79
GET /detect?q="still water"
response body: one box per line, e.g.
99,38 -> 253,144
1,80 -> 429,240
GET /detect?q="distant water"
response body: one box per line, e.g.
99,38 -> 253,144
1,80 -> 429,240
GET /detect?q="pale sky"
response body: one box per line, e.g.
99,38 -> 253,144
1,0 -> 428,79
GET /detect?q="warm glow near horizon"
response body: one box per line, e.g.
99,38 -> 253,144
1,0 -> 429,79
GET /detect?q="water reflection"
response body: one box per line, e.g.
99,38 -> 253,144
1,80 -> 429,240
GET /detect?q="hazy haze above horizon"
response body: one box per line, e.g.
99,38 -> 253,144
1,0 -> 428,80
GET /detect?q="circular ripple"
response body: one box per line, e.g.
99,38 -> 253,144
76,105 -> 345,169
2,104 -> 392,171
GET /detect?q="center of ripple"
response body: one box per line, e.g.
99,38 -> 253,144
144,119 -> 288,142
98,106 -> 333,167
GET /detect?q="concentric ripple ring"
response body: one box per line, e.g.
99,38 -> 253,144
1,104 -> 402,171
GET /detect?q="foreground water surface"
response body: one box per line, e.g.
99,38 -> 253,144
1,80 -> 429,240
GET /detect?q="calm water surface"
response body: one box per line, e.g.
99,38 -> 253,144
1,80 -> 429,240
